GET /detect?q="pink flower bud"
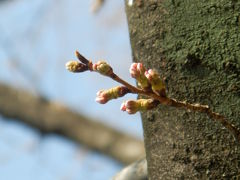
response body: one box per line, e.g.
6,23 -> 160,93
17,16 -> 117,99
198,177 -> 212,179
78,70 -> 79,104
95,90 -> 109,104
120,102 -> 126,111
129,63 -> 146,78
92,61 -> 113,76
121,99 -> 158,114
144,69 -> 154,80
120,100 -> 139,114
145,69 -> 166,96
92,63 -> 98,70
95,86 -> 129,104
129,63 -> 139,78
137,63 -> 145,74
129,63 -> 149,89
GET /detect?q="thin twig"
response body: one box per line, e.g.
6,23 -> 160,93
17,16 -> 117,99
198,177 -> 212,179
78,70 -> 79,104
68,52 -> 240,143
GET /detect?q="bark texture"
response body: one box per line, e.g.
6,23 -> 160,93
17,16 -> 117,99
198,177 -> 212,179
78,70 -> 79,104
125,0 -> 240,179
0,83 -> 144,164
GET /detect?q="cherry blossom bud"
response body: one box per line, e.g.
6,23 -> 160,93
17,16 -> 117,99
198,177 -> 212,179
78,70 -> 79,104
145,69 -> 166,97
120,100 -> 139,114
92,61 -> 113,76
95,86 -> 129,104
95,90 -> 109,104
129,63 -> 149,89
65,61 -> 88,73
129,63 -> 138,78
120,99 -> 158,114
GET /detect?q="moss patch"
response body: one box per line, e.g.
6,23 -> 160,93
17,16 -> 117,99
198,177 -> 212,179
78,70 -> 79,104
164,0 -> 240,69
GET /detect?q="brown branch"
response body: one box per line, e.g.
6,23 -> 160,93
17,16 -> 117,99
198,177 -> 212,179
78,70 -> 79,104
169,99 -> 240,143
111,74 -> 240,143
0,83 -> 145,164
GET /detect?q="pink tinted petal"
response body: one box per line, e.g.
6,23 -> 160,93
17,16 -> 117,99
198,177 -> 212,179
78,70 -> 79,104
96,90 -> 104,96
120,102 -> 126,111
121,100 -> 139,114
144,70 -> 148,76
145,70 -> 153,80
129,63 -> 137,74
126,109 -> 136,114
95,97 -> 107,104
145,71 -> 150,79
125,100 -> 136,108
130,63 -> 138,70
129,69 -> 136,75
137,63 -> 145,73
136,63 -> 142,69
95,97 -> 102,102
124,100 -> 130,108
148,69 -> 154,75
92,63 -> 98,71
126,109 -> 132,114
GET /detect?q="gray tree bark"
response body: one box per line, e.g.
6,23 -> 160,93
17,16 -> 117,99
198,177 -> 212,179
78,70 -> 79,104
125,0 -> 240,179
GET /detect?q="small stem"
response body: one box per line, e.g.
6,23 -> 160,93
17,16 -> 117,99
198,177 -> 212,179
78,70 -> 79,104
110,73 -> 172,104
110,73 -> 142,94
169,99 -> 240,142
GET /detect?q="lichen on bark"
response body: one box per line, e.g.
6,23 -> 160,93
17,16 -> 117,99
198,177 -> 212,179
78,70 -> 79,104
125,0 -> 240,179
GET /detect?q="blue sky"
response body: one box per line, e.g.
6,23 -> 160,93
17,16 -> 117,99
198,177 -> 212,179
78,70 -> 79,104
0,0 -> 143,137
0,116 -> 122,180
0,0 -> 143,179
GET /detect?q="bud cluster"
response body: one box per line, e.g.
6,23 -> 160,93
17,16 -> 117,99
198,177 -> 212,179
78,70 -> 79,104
66,51 -> 166,115
130,63 -> 166,97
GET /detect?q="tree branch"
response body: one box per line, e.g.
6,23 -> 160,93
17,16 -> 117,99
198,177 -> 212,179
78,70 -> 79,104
0,83 -> 145,164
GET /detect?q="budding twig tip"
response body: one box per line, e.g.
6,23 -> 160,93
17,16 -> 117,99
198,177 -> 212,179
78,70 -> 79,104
75,50 -> 89,65
65,61 -> 74,71
65,60 -> 88,73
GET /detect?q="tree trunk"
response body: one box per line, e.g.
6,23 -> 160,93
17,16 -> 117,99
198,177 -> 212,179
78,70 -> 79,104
125,0 -> 240,179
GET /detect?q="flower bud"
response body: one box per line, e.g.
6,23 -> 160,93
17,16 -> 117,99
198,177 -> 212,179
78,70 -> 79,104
95,90 -> 109,104
120,99 -> 158,114
92,61 -> 113,76
145,69 -> 166,97
65,61 -> 88,73
95,86 -> 129,104
129,63 -> 149,89
120,100 -> 139,114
